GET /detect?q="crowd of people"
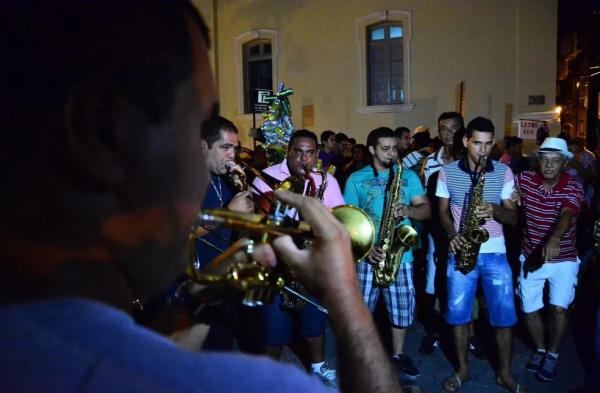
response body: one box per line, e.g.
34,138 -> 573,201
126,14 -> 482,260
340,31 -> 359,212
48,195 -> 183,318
2,2 -> 600,393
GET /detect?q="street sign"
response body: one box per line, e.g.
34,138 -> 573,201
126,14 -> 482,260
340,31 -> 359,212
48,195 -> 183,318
254,89 -> 271,113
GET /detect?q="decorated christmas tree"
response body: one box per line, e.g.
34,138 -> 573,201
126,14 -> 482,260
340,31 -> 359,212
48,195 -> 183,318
261,83 -> 294,164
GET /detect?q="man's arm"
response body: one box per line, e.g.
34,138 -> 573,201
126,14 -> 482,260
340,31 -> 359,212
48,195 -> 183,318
395,195 -> 431,220
542,207 -> 575,261
439,196 -> 464,253
478,169 -> 518,226
477,198 -> 518,226
323,173 -> 345,208
272,191 -> 402,393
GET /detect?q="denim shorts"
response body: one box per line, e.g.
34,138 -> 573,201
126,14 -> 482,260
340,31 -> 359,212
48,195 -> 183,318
261,292 -> 325,346
446,253 -> 517,327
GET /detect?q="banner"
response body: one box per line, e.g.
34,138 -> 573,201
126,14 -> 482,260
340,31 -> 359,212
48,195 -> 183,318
517,120 -> 544,140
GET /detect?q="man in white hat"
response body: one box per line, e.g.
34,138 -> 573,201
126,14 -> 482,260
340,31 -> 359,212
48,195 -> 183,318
514,137 -> 584,382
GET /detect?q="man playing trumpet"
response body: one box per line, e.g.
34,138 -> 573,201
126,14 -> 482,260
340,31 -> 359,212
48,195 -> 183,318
252,129 -> 344,388
195,116 -> 255,268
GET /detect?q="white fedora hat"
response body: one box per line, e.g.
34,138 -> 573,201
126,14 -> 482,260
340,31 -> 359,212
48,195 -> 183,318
537,137 -> 573,159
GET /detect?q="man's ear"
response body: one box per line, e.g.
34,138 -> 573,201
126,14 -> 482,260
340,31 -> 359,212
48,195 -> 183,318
64,81 -> 130,190
368,145 -> 375,156
463,136 -> 468,148
200,139 -> 209,150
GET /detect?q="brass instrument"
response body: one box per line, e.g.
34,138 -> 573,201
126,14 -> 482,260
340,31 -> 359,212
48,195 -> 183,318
455,157 -> 489,274
373,161 -> 419,288
281,166 -> 327,310
188,205 -> 374,307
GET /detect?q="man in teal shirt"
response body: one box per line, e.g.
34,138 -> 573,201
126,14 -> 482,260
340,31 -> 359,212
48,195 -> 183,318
344,127 -> 430,382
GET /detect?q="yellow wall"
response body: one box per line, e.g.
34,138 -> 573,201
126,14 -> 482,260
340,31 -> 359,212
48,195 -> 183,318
195,0 -> 557,148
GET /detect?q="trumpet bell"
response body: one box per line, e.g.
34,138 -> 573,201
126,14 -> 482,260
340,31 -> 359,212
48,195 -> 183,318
330,205 -> 374,262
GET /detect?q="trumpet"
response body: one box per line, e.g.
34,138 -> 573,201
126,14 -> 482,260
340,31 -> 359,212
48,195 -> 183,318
188,205 -> 374,307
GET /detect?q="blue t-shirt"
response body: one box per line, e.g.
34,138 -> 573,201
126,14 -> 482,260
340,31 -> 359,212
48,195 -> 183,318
195,174 -> 234,268
344,164 -> 425,264
0,298 -> 331,393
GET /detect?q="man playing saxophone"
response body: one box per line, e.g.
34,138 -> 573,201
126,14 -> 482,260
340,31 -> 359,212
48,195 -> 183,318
344,127 -> 430,382
251,129 -> 344,388
436,117 -> 522,393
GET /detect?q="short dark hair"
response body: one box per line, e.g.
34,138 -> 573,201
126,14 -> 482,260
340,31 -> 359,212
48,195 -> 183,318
569,137 -> 585,147
506,136 -> 523,149
320,130 -> 335,143
202,116 -> 238,148
335,133 -> 349,143
438,112 -> 465,128
289,129 -> 318,151
348,138 -> 357,145
413,131 -> 431,149
393,127 -> 411,138
466,117 -> 494,138
367,127 -> 395,148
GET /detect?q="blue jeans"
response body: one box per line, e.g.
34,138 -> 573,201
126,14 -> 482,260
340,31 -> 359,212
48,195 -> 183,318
446,253 -> 517,327
261,293 -> 325,346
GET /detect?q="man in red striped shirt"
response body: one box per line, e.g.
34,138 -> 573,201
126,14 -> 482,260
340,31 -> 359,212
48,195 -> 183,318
515,137 -> 584,382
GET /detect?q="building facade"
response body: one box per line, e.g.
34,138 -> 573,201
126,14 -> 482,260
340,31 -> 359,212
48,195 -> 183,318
196,0 -> 558,147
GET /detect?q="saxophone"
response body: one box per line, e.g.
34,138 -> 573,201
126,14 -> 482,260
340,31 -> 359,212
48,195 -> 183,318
373,161 -> 419,288
455,157 -> 489,274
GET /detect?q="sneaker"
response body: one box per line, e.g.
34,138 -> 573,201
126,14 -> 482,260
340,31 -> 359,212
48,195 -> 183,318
392,354 -> 420,380
526,349 -> 546,372
312,362 -> 338,388
419,334 -> 440,355
468,335 -> 487,360
537,352 -> 558,382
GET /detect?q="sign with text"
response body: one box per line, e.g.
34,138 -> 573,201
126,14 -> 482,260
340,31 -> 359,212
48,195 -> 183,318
517,120 -> 544,140
528,95 -> 545,105
254,89 -> 271,113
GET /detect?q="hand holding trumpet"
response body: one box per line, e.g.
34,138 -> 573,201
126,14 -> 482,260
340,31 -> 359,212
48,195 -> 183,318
269,190 -> 359,303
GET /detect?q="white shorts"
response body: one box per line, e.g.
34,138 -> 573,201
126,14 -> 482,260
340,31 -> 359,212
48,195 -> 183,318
517,255 -> 580,313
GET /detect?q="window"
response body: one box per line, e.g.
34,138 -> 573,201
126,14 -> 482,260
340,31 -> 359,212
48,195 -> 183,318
357,11 -> 413,113
235,29 -> 278,116
243,39 -> 273,114
367,22 -> 404,105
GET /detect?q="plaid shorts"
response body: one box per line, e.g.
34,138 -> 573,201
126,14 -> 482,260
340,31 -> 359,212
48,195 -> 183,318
357,261 -> 415,327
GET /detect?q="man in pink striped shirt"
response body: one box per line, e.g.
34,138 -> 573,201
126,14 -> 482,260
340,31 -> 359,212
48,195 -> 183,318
515,137 -> 584,382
